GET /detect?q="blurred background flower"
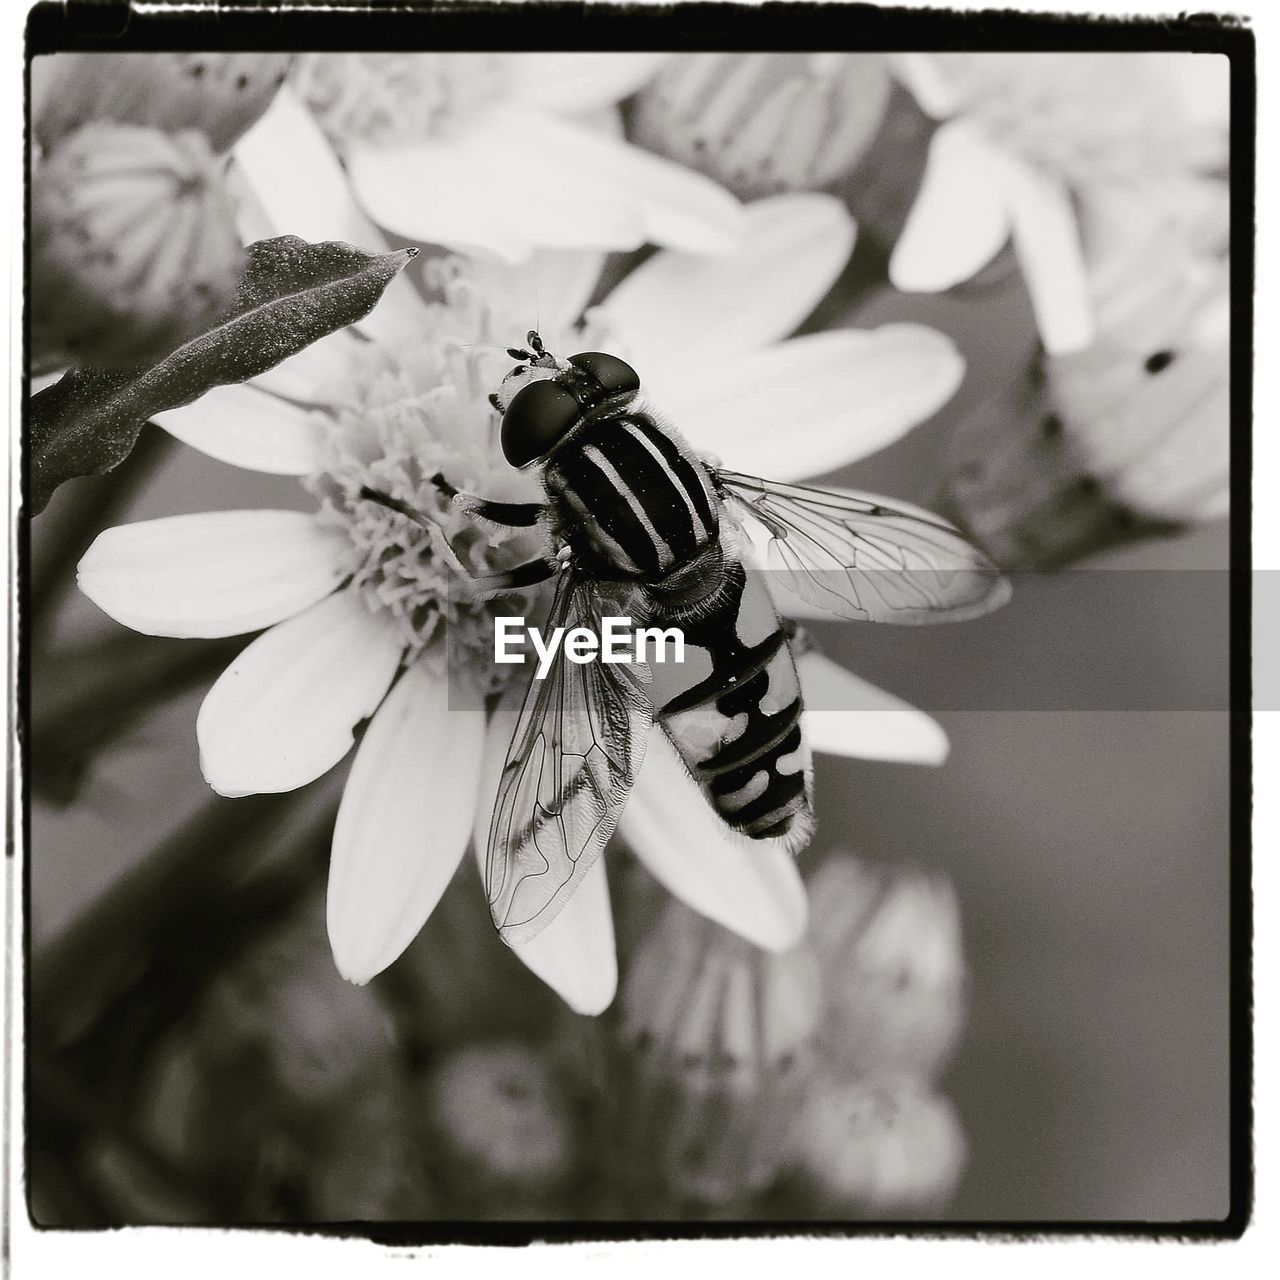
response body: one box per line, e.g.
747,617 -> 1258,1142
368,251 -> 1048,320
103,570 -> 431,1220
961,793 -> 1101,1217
31,123 -> 246,371
939,144 -> 1229,568
806,854 -> 967,1081
29,50 -> 291,375
28,45 -> 1232,1230
627,52 -> 936,252
889,52 -> 1228,358
630,53 -> 898,201
607,899 -> 823,1216
33,52 -> 293,156
239,54 -> 743,264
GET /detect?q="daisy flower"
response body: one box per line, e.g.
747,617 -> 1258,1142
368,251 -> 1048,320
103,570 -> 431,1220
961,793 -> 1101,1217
234,54 -> 744,264
890,52 -> 1229,356
76,193 -> 966,1016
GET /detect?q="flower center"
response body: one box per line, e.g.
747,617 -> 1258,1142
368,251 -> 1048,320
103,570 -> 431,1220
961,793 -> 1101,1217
292,54 -> 507,148
940,53 -> 1187,188
304,260 -> 549,692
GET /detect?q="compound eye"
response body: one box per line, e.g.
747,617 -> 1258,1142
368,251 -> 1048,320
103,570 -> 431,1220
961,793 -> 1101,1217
568,351 -> 640,397
500,379 -> 581,467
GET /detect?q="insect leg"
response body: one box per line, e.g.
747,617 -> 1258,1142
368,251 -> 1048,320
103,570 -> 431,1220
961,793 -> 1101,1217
359,487 -> 558,599
431,473 -> 545,529
466,556 -> 561,599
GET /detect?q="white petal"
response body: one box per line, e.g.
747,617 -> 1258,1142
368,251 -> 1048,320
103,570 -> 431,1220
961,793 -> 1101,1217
502,53 -> 670,114
1005,164 -> 1096,356
465,248 -> 606,335
509,860 -> 618,1015
248,326 -> 365,402
471,691 -> 619,1012
77,510 -> 353,638
887,53 -> 961,119
659,326 -> 964,480
798,651 -> 949,765
197,589 -> 403,796
351,105 -> 742,262
232,87 -> 426,343
619,729 -> 808,953
235,85 -> 387,248
223,153 -> 278,246
1165,51 -> 1229,131
472,690 -> 519,868
151,383 -> 328,475
347,114 -> 644,262
603,193 -> 856,372
890,120 -> 1011,293
327,662 -> 486,985
515,109 -> 744,257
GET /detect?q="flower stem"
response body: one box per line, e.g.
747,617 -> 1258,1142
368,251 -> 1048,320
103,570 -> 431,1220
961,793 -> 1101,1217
27,423 -> 174,649
33,782 -> 338,1053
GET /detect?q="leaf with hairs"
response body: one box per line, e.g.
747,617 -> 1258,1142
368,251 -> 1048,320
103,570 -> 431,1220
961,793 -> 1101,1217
27,236 -> 418,513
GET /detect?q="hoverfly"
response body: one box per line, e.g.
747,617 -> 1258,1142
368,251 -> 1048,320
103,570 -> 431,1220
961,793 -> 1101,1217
363,332 -> 1008,947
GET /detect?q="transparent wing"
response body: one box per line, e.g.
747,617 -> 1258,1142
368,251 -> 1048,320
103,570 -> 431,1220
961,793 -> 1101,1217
485,569 -> 653,946
717,468 -> 1010,624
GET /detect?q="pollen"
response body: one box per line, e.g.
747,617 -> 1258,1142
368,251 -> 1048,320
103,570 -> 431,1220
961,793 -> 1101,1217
303,259 -> 548,689
292,53 -> 507,148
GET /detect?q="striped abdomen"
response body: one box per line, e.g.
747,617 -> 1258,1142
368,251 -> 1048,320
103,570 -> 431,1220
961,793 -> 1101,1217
648,559 -> 815,852
543,411 -> 719,580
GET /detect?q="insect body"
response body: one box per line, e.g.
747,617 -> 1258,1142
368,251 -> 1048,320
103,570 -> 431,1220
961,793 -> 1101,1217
364,332 -> 1009,947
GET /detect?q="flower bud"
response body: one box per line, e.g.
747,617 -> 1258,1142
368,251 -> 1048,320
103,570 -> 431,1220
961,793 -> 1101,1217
32,123 -> 245,369
789,1075 -> 968,1213
941,190 -> 1228,567
612,900 -> 822,1212
421,1041 -> 579,1216
809,855 -> 967,1082
631,54 -> 892,200
34,53 -> 292,154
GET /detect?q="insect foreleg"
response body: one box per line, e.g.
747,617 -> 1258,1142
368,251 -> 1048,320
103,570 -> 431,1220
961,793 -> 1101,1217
359,486 -> 558,601
430,473 -> 545,529
465,556 -> 561,600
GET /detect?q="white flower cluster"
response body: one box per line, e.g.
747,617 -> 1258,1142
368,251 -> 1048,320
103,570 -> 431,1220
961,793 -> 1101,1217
33,50 -> 1231,1224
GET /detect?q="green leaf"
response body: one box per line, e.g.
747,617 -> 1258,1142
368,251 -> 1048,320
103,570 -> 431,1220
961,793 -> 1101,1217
26,236 -> 418,514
